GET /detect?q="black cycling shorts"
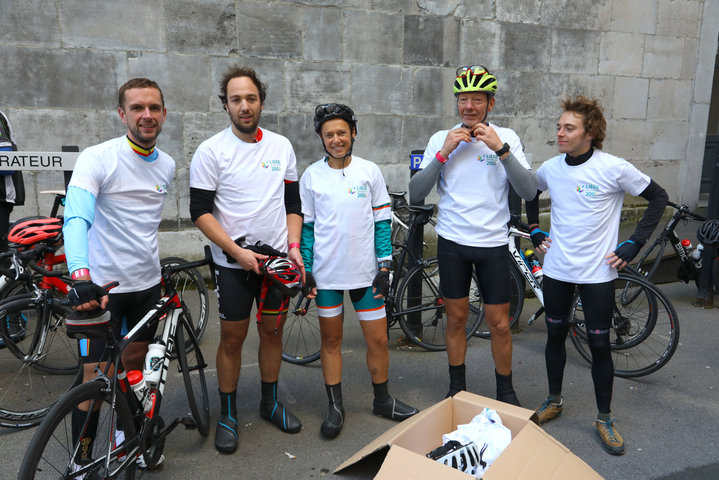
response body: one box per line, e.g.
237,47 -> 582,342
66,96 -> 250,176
214,265 -> 285,321
79,283 -> 162,364
436,236 -> 510,304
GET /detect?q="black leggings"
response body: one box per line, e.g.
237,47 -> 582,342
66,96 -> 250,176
543,276 -> 614,414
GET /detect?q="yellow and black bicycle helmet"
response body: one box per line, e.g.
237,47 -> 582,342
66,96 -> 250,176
453,65 -> 498,97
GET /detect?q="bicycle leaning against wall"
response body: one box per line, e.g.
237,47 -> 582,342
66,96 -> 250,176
630,200 -> 719,294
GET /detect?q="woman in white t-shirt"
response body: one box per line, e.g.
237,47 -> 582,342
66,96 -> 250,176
299,104 -> 418,439
525,96 -> 668,456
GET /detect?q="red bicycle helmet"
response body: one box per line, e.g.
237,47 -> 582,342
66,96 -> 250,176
260,257 -> 302,297
8,216 -> 63,248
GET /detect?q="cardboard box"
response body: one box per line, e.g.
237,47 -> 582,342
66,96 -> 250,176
336,391 -> 602,479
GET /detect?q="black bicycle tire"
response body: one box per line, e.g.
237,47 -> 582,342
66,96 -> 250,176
18,380 -> 137,480
473,265 -> 525,339
396,258 -> 482,351
175,314 -> 211,436
2,282 -> 78,375
0,296 -> 82,428
281,295 -> 321,365
569,272 -> 680,378
160,257 -> 209,349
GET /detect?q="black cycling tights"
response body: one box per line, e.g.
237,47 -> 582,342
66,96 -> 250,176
543,276 -> 615,414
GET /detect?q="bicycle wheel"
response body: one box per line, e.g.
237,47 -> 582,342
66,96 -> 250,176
2,282 -> 77,374
569,272 -> 680,378
396,258 -> 482,351
175,313 -> 210,436
0,295 -> 82,428
473,266 -> 525,338
281,295 -> 321,365
161,257 -> 209,344
18,380 -> 137,480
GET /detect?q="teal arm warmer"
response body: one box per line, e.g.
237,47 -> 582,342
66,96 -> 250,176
300,222 -> 315,273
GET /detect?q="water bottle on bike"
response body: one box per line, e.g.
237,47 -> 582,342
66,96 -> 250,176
144,340 -> 166,386
127,370 -> 153,414
524,249 -> 543,280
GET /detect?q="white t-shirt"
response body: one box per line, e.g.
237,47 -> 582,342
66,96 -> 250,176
300,156 -> 391,290
537,150 -> 650,283
69,136 -> 175,293
419,123 -> 530,247
190,127 -> 298,269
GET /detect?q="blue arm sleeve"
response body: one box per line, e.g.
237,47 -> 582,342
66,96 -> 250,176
0,146 -> 13,174
300,222 -> 315,273
62,185 -> 96,274
374,219 -> 392,261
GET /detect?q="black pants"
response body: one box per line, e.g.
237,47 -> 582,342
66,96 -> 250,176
543,275 -> 615,414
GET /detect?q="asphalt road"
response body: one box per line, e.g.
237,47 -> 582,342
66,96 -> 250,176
1,279 -> 717,480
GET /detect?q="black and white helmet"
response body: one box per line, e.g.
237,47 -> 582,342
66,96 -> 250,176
697,220 -> 719,247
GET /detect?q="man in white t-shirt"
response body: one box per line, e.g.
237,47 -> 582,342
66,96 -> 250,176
409,66 -> 537,405
63,78 -> 175,471
525,96 -> 667,455
189,66 -> 304,454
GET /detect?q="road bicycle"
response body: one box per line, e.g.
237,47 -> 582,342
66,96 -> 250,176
281,203 -> 483,364
473,218 -> 680,378
0,209 -> 209,429
0,245 -> 77,428
18,248 -> 213,479
632,200 -> 718,293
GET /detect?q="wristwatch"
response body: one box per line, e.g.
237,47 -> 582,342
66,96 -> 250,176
378,260 -> 392,270
494,142 -> 510,157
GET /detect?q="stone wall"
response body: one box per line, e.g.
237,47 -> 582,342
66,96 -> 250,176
0,0 -> 716,258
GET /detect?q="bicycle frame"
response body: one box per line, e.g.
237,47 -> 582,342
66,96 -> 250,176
637,201 -> 706,280
72,272 -> 203,478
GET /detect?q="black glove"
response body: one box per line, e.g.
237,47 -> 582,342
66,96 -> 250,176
302,272 -> 317,297
224,236 -> 287,264
67,281 -> 108,307
613,240 -> 642,263
372,270 -> 390,297
530,227 -> 548,249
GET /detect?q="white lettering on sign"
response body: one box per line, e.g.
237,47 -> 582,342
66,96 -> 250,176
0,152 -> 79,171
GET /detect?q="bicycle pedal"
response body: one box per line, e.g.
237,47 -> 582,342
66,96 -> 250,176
179,416 -> 197,429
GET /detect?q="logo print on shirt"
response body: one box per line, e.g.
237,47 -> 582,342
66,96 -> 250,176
261,159 -> 282,172
155,184 -> 168,194
477,154 -> 498,166
348,185 -> 368,198
577,184 -> 599,197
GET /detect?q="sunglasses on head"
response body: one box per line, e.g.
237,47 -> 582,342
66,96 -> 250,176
315,103 -> 345,116
456,65 -> 490,77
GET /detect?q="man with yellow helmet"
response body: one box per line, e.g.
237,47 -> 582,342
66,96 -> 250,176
410,65 -> 537,404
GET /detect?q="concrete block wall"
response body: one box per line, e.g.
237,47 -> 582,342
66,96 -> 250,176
0,0 -> 716,258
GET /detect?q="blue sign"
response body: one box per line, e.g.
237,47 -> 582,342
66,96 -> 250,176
410,153 -> 424,171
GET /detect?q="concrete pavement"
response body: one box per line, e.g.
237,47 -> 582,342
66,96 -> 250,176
1,279 -> 717,480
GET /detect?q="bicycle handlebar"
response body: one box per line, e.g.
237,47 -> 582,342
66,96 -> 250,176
666,200 -> 706,222
162,245 -> 213,275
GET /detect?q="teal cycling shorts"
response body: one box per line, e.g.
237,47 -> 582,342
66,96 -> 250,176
316,287 -> 385,321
